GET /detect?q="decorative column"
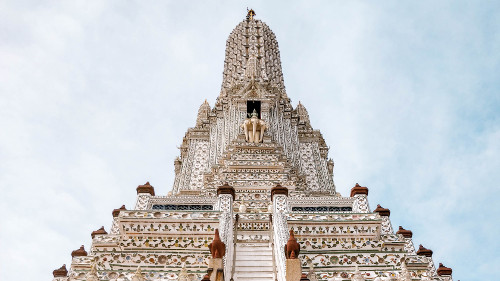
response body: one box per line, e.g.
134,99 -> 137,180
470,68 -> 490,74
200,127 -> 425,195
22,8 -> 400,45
417,245 -> 438,278
351,183 -> 370,213
271,184 -> 289,281
110,205 -> 126,234
374,204 -> 393,234
396,226 -> 417,255
216,183 -> 235,281
135,182 -> 155,210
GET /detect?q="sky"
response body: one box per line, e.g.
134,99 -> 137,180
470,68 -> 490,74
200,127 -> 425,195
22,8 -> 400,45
0,1 -> 499,280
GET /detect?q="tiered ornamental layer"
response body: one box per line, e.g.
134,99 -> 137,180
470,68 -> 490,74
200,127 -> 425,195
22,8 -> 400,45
53,11 -> 453,281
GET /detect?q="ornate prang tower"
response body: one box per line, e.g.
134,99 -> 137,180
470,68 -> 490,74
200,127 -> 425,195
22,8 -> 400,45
53,10 -> 454,281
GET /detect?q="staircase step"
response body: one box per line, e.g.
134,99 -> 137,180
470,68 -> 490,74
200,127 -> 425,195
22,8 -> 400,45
236,253 -> 273,258
236,245 -> 272,248
237,277 -> 274,281
234,272 -> 274,278
237,249 -> 272,252
234,264 -> 273,271
235,260 -> 274,267
236,254 -> 273,261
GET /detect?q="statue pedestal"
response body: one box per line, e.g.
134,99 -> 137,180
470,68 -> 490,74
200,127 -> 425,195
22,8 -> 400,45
208,258 -> 223,281
286,258 -> 302,281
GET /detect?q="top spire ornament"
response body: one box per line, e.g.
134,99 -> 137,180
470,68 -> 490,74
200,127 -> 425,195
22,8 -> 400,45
246,8 -> 256,20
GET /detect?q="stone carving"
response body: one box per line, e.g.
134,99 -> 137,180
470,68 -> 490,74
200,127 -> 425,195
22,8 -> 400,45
381,216 -> 395,234
241,109 -> 267,143
307,260 -> 318,281
285,229 -> 300,259
353,194 -> 370,213
131,267 -> 145,281
178,264 -> 190,281
398,263 -> 411,281
351,265 -> 365,281
238,204 -> 247,213
245,47 -> 259,79
208,229 -> 226,258
86,263 -> 99,281
135,194 -> 150,210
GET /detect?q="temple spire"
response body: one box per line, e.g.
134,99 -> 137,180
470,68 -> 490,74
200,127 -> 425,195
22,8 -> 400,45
220,12 -> 285,98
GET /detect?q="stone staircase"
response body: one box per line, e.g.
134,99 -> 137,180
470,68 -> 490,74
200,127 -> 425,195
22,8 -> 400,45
208,134 -> 305,191
233,242 -> 275,281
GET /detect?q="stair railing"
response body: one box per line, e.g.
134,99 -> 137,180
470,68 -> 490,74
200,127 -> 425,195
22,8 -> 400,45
231,214 -> 238,280
217,193 -> 234,281
272,195 -> 289,281
270,213 -> 277,281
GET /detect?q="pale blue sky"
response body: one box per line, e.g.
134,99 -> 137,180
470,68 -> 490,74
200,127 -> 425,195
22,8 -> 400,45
0,1 -> 498,280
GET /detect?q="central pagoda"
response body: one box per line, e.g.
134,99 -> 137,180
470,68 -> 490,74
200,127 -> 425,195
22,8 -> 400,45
53,10 -> 454,281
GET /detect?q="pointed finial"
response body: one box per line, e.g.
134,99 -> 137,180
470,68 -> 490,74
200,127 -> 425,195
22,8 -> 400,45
246,8 -> 256,20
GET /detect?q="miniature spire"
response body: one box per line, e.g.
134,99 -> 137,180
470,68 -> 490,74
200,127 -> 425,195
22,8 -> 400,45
196,100 -> 211,126
296,101 -> 311,125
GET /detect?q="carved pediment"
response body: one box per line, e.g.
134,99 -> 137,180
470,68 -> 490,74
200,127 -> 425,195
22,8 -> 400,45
235,79 -> 268,100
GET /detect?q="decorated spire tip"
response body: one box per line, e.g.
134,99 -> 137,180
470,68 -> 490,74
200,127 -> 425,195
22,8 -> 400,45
246,8 -> 256,20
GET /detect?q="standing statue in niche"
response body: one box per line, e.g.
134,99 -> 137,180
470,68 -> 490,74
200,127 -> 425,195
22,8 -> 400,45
241,109 -> 267,143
